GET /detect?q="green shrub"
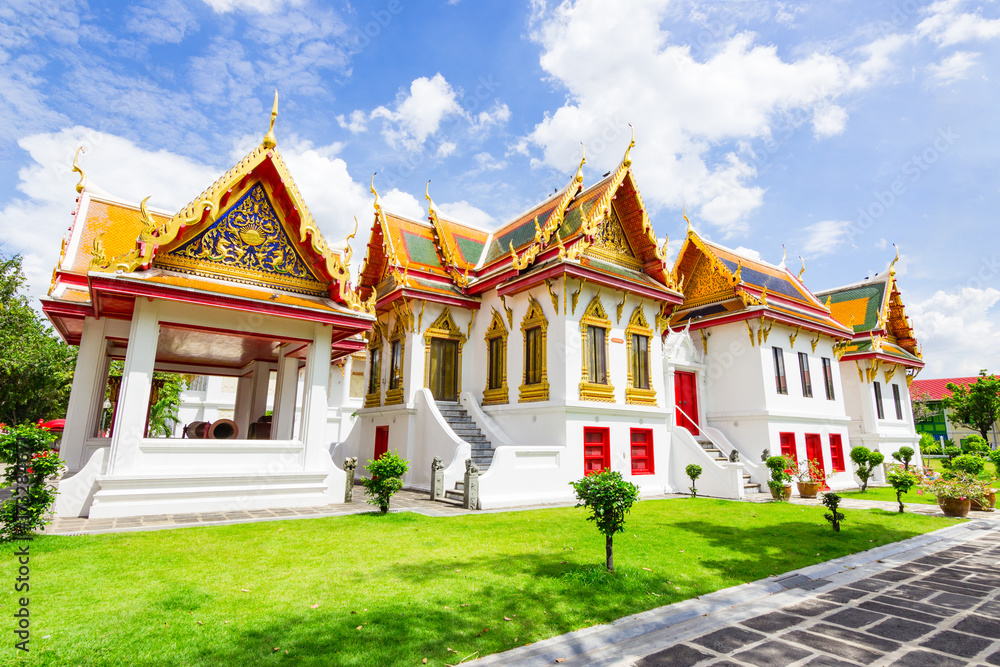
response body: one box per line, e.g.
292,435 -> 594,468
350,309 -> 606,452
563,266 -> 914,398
922,442 -> 942,456
943,446 -> 961,461
949,454 -> 986,477
850,446 -> 885,493
685,464 -> 703,498
570,470 -> 640,572
765,455 -> 793,500
0,423 -> 66,540
918,433 -> 937,454
885,465 -> 919,513
961,435 -> 990,456
891,446 -> 915,471
363,451 -> 410,514
821,492 -> 844,532
990,449 -> 1000,471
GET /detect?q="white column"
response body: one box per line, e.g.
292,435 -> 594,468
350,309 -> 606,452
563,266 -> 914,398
301,323 -> 333,467
247,360 -> 271,426
61,317 -> 109,471
107,299 -> 160,475
273,345 -> 299,440
233,373 -> 253,437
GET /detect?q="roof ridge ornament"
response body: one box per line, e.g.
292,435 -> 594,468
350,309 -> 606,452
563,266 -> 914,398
779,244 -> 786,269
798,256 -> 806,281
684,202 -> 692,235
370,172 -> 381,212
889,243 -> 899,276
262,90 -> 278,149
72,146 -> 87,194
574,142 -> 586,184
623,124 -> 635,166
425,180 -> 437,216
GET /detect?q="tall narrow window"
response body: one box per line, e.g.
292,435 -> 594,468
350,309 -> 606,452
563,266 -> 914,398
483,308 -> 508,405
798,352 -> 813,398
364,330 -> 382,408
631,335 -> 650,389
525,326 -> 543,385
580,295 -> 615,401
773,347 -> 788,395
389,340 -> 402,390
779,432 -> 796,459
625,305 -> 656,405
874,382 -> 885,419
385,319 -> 407,405
587,326 -> 607,384
892,384 -> 903,420
519,297 -> 549,402
488,338 -> 504,390
822,357 -> 835,400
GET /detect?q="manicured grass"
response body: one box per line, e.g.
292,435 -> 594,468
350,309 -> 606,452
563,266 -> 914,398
2,499 -> 958,666
838,485 -> 939,505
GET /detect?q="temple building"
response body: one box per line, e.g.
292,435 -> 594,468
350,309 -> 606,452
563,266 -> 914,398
44,109 -> 926,517
43,97 -> 375,518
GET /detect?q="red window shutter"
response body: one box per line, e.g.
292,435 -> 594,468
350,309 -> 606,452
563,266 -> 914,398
779,432 -> 795,459
583,427 -> 610,475
830,434 -> 845,472
630,428 -> 654,475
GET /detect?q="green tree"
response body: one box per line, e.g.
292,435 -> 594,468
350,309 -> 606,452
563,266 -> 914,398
0,422 -> 66,540
0,254 -> 77,425
885,465 -> 918,513
891,446 -> 915,471
943,370 -> 1000,441
570,470 -> 640,572
910,389 -> 937,424
685,464 -> 702,498
147,375 -> 186,437
363,451 -> 410,514
850,446 -> 884,493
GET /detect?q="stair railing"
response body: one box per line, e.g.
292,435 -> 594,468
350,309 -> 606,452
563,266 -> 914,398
674,404 -> 733,461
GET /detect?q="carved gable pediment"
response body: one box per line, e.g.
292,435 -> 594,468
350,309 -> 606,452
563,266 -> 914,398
154,182 -> 326,295
585,207 -> 640,270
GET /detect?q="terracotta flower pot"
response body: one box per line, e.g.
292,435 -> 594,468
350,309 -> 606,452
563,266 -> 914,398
797,481 -> 822,499
770,485 -> 792,501
971,490 -> 996,512
938,496 -> 972,518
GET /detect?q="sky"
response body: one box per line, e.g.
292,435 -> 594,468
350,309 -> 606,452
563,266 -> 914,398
1,0 -> 999,378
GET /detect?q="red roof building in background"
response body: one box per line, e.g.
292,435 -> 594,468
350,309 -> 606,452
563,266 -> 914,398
910,376 -> 1000,447
910,377 -> 981,402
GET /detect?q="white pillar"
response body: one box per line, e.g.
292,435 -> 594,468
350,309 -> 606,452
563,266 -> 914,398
61,317 -> 109,472
233,373 -> 253,437
273,345 -> 299,440
301,323 -> 333,467
107,299 -> 160,475
247,360 -> 271,426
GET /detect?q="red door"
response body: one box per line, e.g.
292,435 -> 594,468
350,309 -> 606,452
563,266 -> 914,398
805,433 -> 826,487
583,427 -> 610,476
374,426 -> 389,460
674,372 -> 699,435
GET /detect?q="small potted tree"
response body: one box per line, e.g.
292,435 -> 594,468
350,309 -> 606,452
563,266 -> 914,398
765,455 -> 793,501
792,458 -> 830,499
885,464 -> 920,513
850,446 -> 884,493
685,464 -> 703,498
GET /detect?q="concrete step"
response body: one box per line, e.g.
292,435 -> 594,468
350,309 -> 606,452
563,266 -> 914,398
444,489 -> 464,502
744,483 -> 761,492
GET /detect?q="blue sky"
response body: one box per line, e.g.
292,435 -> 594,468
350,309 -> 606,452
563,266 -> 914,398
2,0 -> 1000,377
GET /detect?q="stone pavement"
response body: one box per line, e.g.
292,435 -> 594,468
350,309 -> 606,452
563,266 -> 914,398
476,520 -> 1000,667
40,488 -> 686,535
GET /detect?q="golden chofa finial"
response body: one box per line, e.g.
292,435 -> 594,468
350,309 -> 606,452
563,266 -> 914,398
623,124 -> 635,166
72,146 -> 86,194
344,216 -> 359,264
798,256 -> 806,281
683,202 -> 692,234
780,244 -> 786,267
425,180 -> 436,215
889,243 -> 899,276
574,142 -> 586,183
262,90 -> 278,149
370,172 -> 381,211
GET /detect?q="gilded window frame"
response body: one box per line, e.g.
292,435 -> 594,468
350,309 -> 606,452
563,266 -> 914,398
384,318 -> 406,406
579,294 -> 616,402
519,296 -> 550,402
363,325 -> 383,408
625,305 -> 657,406
483,308 -> 509,405
423,307 -> 467,400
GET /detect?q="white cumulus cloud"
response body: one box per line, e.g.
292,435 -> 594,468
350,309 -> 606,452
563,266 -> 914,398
801,220 -> 852,258
908,286 -> 1000,376
927,50 -> 980,85
371,74 -> 463,151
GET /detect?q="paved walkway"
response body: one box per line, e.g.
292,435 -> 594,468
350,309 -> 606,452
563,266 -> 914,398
478,520 -> 1000,666
40,489 -> 686,535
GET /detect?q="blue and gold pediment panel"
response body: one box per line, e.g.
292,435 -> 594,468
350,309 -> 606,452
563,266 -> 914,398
154,182 -> 326,294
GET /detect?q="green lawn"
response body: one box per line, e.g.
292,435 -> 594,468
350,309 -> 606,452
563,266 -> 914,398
2,499 -> 958,667
837,486 -> 939,505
